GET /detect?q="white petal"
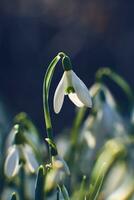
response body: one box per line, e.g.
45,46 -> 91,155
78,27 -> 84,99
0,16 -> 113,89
4,145 -> 20,178
68,93 -> 84,107
72,71 -> 92,107
22,145 -> 38,173
53,73 -> 65,113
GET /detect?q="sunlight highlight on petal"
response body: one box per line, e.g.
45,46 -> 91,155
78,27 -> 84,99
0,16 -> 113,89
22,145 -> 38,173
68,93 -> 84,107
53,73 -> 65,113
4,145 -> 20,178
72,71 -> 92,107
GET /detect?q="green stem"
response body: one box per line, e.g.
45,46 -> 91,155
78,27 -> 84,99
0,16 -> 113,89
43,55 -> 60,139
43,53 -> 65,159
79,175 -> 87,200
19,166 -> 25,200
70,107 -> 86,147
96,68 -> 134,104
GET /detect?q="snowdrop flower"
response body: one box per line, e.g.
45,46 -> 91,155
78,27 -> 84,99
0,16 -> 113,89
4,143 -> 38,178
54,70 -> 92,113
54,56 -> 92,113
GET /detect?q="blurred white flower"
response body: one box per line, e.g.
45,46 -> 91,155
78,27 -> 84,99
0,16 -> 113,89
53,70 -> 92,113
45,155 -> 70,192
56,133 -> 70,157
52,155 -> 70,176
4,145 -> 20,178
1,187 -> 17,200
4,144 -> 38,178
106,172 -> 134,200
103,162 -> 127,198
88,84 -> 126,137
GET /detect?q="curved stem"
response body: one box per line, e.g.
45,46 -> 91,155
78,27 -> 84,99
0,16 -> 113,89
43,53 -> 65,159
96,68 -> 134,104
43,55 -> 61,139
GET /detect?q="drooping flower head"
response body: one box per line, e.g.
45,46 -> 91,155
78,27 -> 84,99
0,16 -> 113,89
54,55 -> 92,113
4,124 -> 38,178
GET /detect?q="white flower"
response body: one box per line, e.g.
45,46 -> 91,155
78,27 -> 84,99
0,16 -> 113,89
54,70 -> 92,113
45,155 -> 70,191
4,144 -> 38,178
52,155 -> 70,176
4,145 -> 20,178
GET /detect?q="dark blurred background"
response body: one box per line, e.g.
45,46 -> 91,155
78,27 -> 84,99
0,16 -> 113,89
0,0 -> 134,135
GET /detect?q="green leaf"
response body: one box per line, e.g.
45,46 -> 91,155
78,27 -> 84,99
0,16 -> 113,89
88,139 -> 126,200
89,165 -> 105,200
59,184 -> 70,200
35,165 -> 45,200
10,193 -> 18,200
